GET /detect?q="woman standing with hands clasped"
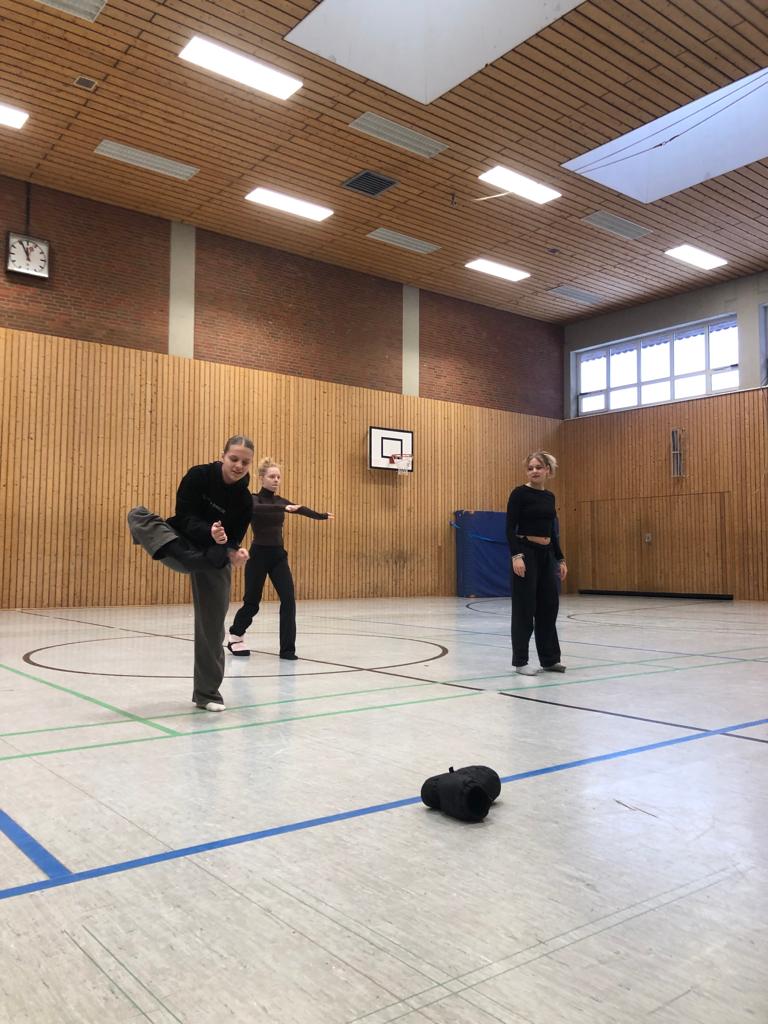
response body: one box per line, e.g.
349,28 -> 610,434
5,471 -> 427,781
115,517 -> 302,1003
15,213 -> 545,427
506,451 -> 567,676
227,458 -> 334,660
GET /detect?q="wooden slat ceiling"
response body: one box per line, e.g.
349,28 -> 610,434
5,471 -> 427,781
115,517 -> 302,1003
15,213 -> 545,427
2,0 -> 768,323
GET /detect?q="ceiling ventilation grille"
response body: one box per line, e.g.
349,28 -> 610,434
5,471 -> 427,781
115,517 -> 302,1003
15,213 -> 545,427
34,0 -> 107,21
367,228 -> 440,254
74,75 -> 98,91
94,140 -> 199,181
349,112 -> 447,158
342,170 -> 398,197
582,211 -> 651,240
548,285 -> 603,305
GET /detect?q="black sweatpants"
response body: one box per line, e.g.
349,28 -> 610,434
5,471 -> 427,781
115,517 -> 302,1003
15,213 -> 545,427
230,545 -> 296,656
511,540 -> 561,668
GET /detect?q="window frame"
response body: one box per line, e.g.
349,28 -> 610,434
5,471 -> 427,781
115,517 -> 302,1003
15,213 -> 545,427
573,315 -> 739,417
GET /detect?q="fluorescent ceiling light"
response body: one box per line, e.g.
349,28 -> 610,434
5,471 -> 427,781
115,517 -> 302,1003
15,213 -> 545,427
465,258 -> 530,283
179,36 -> 302,100
665,245 -> 727,270
479,165 -> 560,205
0,102 -> 29,129
245,187 -> 333,222
95,140 -> 199,180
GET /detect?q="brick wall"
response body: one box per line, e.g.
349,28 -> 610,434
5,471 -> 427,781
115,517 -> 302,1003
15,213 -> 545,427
194,229 -> 402,392
419,291 -> 564,417
0,175 -> 169,351
0,175 -> 566,416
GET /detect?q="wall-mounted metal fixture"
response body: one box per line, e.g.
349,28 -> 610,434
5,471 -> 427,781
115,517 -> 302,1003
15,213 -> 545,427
671,428 -> 684,478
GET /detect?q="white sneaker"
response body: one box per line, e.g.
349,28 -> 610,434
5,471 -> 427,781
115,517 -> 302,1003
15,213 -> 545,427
196,701 -> 226,712
515,665 -> 540,676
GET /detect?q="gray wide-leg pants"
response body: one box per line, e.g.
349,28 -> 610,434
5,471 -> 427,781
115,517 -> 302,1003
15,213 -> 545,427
190,566 -> 231,704
127,506 -> 232,704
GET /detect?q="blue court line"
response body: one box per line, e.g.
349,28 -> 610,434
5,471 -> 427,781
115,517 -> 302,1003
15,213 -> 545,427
1,712 -> 765,903
0,808 -> 72,879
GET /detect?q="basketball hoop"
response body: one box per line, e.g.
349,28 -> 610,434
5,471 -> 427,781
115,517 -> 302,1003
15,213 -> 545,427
388,453 -> 413,475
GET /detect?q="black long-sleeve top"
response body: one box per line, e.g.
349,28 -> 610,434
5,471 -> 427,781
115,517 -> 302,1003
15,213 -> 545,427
249,487 -> 329,546
506,485 -> 564,561
167,462 -> 252,551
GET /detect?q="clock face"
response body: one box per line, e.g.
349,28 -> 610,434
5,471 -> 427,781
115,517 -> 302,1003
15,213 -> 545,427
7,233 -> 50,278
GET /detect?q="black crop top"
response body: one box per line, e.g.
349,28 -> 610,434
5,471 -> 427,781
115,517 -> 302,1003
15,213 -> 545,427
506,485 -> 564,561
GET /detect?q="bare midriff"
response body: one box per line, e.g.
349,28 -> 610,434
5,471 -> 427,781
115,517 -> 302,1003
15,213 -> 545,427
521,535 -> 549,545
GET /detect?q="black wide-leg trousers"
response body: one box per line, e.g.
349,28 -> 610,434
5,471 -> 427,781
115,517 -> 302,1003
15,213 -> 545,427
230,545 -> 297,656
511,541 -> 561,668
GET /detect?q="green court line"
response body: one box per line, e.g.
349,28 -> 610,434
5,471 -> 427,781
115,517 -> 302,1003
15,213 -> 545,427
0,679 -> 446,740
0,662 -> 180,736
0,652 -> 699,741
188,690 -> 482,736
0,719 -> 137,741
152,678 -> 443,721
0,689 -> 482,763
0,734 -> 172,763
0,647 -> 759,742
0,650 -> 758,764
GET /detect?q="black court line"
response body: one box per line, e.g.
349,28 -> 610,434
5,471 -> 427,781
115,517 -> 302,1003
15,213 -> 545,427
498,692 -> 768,745
22,632 -> 449,679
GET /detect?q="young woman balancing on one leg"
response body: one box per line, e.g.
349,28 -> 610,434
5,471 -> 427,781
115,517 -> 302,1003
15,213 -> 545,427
128,436 -> 254,711
506,451 -> 568,676
227,457 -> 334,660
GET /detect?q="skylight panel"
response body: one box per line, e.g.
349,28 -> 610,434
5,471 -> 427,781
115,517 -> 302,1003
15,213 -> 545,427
563,67 -> 768,203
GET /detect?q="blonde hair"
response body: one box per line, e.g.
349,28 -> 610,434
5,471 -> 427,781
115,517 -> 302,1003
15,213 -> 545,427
526,450 -> 558,476
258,457 -> 280,477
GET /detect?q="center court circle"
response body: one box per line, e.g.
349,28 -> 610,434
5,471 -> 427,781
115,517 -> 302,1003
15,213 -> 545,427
23,631 -> 449,678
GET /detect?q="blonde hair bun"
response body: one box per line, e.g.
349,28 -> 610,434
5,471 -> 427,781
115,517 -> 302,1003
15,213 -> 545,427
258,457 -> 279,476
526,450 -> 558,475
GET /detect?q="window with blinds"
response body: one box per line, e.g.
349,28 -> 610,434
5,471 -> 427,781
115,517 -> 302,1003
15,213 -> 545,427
574,316 -> 738,416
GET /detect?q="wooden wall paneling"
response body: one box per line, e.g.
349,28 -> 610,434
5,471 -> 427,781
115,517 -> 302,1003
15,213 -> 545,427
559,389 -> 768,600
9,330 -> 767,608
0,330 -> 561,609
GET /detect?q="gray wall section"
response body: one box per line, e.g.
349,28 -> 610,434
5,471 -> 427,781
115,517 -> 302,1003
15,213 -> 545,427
168,222 -> 196,358
402,285 -> 419,396
563,270 -> 768,417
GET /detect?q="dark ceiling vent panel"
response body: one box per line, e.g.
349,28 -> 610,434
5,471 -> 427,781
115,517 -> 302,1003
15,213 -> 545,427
342,170 -> 398,197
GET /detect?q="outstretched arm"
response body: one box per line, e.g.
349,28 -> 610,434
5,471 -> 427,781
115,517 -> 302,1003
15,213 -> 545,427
283,500 -> 333,520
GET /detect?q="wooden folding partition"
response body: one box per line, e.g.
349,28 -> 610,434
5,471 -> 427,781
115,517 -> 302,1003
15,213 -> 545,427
559,389 -> 768,600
